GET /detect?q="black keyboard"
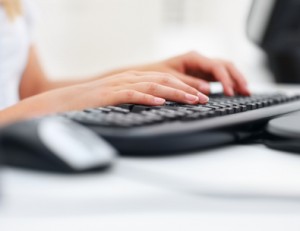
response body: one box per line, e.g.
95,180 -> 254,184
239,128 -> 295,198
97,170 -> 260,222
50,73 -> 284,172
62,93 -> 300,155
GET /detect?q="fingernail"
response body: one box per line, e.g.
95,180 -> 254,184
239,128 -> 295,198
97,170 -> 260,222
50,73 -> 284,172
154,97 -> 165,104
185,94 -> 199,102
197,93 -> 209,104
199,82 -> 210,94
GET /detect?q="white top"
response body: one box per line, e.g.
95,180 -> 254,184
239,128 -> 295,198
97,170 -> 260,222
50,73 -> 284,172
0,0 -> 35,109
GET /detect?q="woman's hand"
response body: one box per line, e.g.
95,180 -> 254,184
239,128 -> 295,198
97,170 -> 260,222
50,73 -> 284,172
22,48 -> 249,99
2,71 -> 209,124
129,51 -> 250,96
10,50 -> 250,125
72,70 -> 209,108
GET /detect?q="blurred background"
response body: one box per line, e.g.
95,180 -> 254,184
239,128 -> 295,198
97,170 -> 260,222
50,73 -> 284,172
32,0 -> 271,84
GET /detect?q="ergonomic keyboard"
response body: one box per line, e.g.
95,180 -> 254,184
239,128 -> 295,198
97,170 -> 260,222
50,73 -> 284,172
61,93 -> 300,155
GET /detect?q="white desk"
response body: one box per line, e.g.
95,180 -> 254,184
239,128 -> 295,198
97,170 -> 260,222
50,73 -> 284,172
2,85 -> 300,231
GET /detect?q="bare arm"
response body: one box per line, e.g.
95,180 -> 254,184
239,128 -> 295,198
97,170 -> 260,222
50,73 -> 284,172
0,47 -> 249,126
20,47 -> 249,100
2,70 -> 209,125
20,46 -> 131,99
19,46 -> 98,98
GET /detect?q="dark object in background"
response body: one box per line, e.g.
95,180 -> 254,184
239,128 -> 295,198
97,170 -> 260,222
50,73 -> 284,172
264,111 -> 300,153
248,0 -> 300,83
0,117 -> 117,173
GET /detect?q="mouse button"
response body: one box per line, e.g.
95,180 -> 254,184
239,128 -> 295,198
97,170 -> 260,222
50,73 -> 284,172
59,118 -> 118,162
59,118 -> 117,159
266,115 -> 300,139
38,118 -> 117,171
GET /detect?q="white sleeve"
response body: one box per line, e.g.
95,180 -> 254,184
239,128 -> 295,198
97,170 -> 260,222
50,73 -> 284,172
23,0 -> 38,43
0,1 -> 39,109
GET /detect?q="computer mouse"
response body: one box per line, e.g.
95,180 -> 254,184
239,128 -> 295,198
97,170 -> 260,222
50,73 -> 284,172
0,117 -> 117,173
264,111 -> 300,153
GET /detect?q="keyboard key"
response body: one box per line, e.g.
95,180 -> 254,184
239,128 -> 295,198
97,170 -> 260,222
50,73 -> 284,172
216,108 -> 227,115
131,105 -> 151,113
62,94 -> 300,129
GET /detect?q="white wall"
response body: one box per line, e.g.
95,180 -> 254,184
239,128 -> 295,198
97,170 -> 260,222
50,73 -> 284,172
33,0 -> 162,78
32,0 -> 267,83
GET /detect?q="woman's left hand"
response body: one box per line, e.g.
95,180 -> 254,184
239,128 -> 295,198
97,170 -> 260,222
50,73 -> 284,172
132,51 -> 250,96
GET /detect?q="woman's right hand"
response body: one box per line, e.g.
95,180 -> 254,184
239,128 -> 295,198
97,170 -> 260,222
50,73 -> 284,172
6,71 -> 209,123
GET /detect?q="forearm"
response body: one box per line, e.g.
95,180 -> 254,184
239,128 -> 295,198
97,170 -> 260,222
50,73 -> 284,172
20,46 -> 149,99
0,100 -> 41,125
41,61 -> 139,90
20,46 -> 103,99
45,64 -> 155,90
24,66 -> 132,95
1,85 -> 82,125
21,61 -> 130,99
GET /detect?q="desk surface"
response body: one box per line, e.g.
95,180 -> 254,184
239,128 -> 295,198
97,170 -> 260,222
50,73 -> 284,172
2,85 -> 300,231
2,145 -> 300,231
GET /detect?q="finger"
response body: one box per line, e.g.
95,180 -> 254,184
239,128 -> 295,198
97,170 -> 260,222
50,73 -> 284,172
210,64 -> 235,96
113,90 -> 166,106
124,82 -> 209,104
174,72 -> 210,95
128,70 -> 211,95
182,52 -> 235,96
122,72 -> 201,97
225,62 -> 251,96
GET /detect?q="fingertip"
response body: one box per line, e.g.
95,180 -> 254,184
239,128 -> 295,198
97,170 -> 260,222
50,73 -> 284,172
197,93 -> 209,104
223,86 -> 234,97
185,94 -> 199,103
237,86 -> 251,96
153,97 -> 166,105
244,85 -> 251,95
243,88 -> 251,96
198,82 -> 210,95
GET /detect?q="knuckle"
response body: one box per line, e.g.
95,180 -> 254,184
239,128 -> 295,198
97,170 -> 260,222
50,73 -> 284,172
226,61 -> 235,69
214,58 -> 225,63
212,63 -> 224,72
187,50 -> 199,57
141,94 -> 151,103
114,73 -> 126,79
188,86 -> 198,94
216,59 -> 235,69
159,75 -> 173,84
124,90 -> 136,99
173,89 -> 184,98
149,71 -> 164,75
146,82 -> 159,93
125,70 -> 139,76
